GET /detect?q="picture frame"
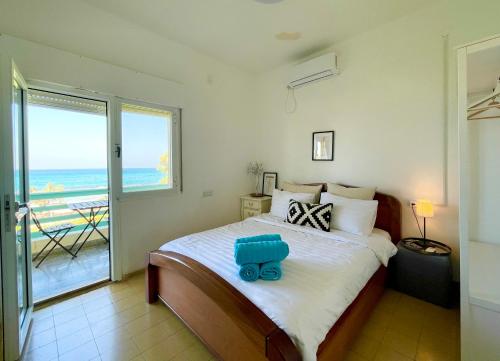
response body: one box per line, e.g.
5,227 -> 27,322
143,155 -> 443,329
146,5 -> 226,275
312,131 -> 334,161
262,172 -> 278,196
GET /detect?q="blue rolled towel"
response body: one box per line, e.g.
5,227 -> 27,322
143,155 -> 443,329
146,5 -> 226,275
236,234 -> 281,244
260,261 -> 282,281
239,264 -> 260,282
234,240 -> 289,266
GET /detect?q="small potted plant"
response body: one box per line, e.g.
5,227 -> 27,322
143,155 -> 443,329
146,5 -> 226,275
247,162 -> 264,197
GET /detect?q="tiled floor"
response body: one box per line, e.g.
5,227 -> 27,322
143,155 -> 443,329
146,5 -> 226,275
27,273 -> 459,361
32,242 -> 110,302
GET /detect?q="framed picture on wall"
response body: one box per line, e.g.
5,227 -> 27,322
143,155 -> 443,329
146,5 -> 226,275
312,131 -> 334,161
262,172 -> 278,196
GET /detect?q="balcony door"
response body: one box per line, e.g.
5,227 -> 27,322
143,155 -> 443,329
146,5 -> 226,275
26,88 -> 112,302
0,57 -> 33,360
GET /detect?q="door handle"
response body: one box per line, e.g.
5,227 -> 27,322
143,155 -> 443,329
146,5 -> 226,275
115,144 -> 121,158
14,201 -> 30,224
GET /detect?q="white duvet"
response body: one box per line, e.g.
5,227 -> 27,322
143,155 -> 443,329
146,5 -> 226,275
160,214 -> 397,361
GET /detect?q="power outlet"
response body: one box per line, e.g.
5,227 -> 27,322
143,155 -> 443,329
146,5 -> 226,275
202,190 -> 214,198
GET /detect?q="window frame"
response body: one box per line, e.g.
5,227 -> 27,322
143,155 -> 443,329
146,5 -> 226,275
116,97 -> 182,200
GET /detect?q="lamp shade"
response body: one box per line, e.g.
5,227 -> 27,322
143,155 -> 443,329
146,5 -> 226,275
415,199 -> 434,218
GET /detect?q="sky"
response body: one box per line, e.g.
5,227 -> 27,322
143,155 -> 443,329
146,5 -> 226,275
28,104 -> 170,170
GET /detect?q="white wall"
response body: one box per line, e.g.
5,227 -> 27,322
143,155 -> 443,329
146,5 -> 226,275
254,2 -> 459,271
0,34 -> 256,275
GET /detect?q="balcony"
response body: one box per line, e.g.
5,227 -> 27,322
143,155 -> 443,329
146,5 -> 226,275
30,188 -> 110,302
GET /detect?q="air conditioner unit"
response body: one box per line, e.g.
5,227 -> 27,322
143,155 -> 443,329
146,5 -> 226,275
288,52 -> 339,89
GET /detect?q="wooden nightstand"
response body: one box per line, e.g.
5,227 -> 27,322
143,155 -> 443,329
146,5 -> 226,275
240,195 -> 272,220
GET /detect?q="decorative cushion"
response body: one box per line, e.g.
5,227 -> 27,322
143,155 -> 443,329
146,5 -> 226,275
320,192 -> 378,235
286,199 -> 333,232
270,189 -> 316,219
282,182 -> 323,203
327,183 -> 376,200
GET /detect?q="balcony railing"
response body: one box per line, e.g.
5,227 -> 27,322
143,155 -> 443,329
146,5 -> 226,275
30,188 -> 109,240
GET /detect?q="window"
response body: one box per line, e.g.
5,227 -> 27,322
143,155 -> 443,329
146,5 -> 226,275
120,102 -> 181,194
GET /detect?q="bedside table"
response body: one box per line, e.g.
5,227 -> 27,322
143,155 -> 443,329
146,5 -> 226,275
240,195 -> 272,220
390,238 -> 452,307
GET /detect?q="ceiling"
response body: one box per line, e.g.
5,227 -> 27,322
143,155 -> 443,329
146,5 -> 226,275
1,0 -> 435,73
81,0 -> 434,73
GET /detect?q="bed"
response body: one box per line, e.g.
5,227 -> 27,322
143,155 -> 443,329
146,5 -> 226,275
146,185 -> 401,361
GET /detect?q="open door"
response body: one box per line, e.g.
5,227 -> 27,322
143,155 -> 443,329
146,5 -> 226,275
0,56 -> 33,360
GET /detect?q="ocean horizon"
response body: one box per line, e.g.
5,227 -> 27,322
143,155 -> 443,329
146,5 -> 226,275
29,168 -> 164,191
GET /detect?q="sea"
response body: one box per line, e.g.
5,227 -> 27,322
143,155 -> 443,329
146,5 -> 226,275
29,168 -> 163,192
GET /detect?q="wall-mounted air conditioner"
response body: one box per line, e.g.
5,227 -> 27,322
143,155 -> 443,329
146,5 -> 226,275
288,52 -> 339,89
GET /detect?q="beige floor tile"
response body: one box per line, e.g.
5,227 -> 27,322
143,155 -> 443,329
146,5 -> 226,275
376,289 -> 402,313
132,318 -> 185,352
90,314 -> 127,338
32,316 -> 55,335
360,309 -> 392,341
85,303 -> 118,324
96,333 -> 141,361
416,333 -> 456,361
112,294 -> 144,313
399,294 -> 434,314
33,307 -> 53,321
27,327 -> 57,351
82,295 -> 114,313
141,329 -> 198,361
344,351 -> 370,361
57,327 -> 95,355
58,340 -> 99,361
387,309 -> 425,338
349,333 -> 380,360
170,343 -> 213,361
53,304 -> 86,325
55,315 -> 90,339
128,356 -> 146,361
24,341 -> 58,361
51,297 -> 82,315
381,330 -> 419,359
374,344 -> 413,361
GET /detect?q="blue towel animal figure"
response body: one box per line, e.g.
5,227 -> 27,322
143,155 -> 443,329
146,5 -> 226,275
236,234 -> 281,244
234,240 -> 289,265
239,263 -> 260,282
234,234 -> 288,281
259,261 -> 282,281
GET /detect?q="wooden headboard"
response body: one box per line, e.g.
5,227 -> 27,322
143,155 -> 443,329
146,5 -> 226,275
306,183 -> 402,244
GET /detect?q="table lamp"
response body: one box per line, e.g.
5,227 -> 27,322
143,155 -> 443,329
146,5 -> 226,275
414,199 -> 434,240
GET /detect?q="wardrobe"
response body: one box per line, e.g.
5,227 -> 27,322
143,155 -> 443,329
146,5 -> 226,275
458,35 -> 500,360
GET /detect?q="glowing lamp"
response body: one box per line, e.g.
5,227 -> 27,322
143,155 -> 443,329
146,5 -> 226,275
415,199 -> 434,219
413,199 -> 434,240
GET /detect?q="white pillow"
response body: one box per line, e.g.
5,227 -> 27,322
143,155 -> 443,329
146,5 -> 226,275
270,189 -> 315,219
327,183 -> 376,200
320,192 -> 378,236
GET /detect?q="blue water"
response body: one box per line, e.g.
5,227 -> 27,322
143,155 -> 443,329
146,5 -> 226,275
29,168 -> 163,192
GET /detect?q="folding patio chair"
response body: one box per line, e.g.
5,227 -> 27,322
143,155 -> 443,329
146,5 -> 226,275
31,209 -> 77,268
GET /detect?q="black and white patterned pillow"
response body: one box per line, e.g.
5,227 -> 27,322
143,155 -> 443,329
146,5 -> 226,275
286,199 -> 333,232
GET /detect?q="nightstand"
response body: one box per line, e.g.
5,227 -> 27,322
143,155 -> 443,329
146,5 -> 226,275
390,238 -> 452,307
240,195 -> 272,220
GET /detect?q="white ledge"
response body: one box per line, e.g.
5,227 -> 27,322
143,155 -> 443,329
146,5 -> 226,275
470,293 -> 500,313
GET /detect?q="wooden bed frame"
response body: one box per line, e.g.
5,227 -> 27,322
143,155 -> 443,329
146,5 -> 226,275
146,185 -> 401,361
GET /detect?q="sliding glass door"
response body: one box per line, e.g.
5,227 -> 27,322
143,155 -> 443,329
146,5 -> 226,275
0,57 -> 33,361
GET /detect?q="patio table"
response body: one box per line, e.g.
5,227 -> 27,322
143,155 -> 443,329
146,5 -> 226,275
67,200 -> 109,256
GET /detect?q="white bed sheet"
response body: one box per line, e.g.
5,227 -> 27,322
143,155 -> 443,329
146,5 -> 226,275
160,214 -> 397,361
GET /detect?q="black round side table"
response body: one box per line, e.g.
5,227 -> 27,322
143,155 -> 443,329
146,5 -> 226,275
390,238 -> 453,307
400,237 -> 451,256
